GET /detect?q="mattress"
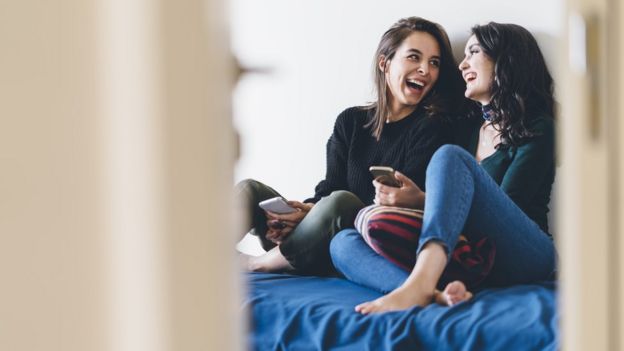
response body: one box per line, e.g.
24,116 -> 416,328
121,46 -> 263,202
244,272 -> 558,350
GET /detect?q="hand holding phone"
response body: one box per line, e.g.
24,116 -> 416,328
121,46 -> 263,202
259,196 -> 297,214
369,166 -> 401,187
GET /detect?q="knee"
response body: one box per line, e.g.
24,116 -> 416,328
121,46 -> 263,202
321,190 -> 364,213
330,229 -> 360,267
235,178 -> 261,193
432,144 -> 469,163
427,145 -> 471,175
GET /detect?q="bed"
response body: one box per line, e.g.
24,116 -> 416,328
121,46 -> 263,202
243,272 -> 558,350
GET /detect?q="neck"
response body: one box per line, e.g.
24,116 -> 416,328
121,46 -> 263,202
386,100 -> 416,123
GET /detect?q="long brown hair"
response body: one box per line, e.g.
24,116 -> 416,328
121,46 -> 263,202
366,17 -> 464,140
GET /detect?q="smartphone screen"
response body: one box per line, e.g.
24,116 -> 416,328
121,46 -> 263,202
369,166 -> 401,187
258,197 -> 297,214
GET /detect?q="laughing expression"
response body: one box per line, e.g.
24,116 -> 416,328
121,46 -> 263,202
381,31 -> 441,118
459,35 -> 495,105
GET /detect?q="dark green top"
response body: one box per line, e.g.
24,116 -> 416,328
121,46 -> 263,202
467,117 -> 555,234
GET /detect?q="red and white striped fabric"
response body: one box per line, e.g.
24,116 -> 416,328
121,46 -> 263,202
354,205 -> 496,288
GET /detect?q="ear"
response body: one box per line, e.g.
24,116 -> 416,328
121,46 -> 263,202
378,55 -> 388,73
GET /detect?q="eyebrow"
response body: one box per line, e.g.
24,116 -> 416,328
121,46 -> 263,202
406,48 -> 440,60
467,43 -> 481,52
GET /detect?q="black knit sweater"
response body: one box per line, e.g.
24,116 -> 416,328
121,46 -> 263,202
305,106 -> 453,204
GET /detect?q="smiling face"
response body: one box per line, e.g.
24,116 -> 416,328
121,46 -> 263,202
459,35 -> 495,105
380,31 -> 441,118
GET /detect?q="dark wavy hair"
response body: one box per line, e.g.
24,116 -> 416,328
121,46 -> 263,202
365,17 -> 465,140
471,22 -> 555,147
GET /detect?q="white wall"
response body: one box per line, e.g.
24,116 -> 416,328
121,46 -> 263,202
231,0 -> 563,201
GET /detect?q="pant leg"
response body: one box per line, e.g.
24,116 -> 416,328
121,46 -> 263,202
279,190 -> 365,275
419,145 -> 556,286
235,179 -> 282,251
330,229 -> 409,294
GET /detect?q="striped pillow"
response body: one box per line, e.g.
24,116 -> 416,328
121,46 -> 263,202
355,205 -> 495,289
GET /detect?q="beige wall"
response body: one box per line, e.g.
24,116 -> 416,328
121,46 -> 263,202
560,0 -> 622,349
0,0 -> 241,350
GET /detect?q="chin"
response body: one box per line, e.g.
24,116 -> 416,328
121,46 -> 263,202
465,90 -> 481,102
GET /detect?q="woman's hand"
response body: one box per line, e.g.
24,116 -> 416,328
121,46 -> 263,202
264,201 -> 314,244
373,171 -> 425,208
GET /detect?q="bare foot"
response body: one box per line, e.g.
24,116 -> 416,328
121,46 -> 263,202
245,246 -> 294,272
435,281 -> 473,306
355,285 -> 435,314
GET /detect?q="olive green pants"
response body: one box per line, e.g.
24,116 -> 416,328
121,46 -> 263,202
236,179 -> 365,275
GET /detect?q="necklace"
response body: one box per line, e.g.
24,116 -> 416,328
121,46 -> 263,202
482,104 -> 494,121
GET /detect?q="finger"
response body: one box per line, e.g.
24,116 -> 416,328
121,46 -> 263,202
375,182 -> 395,195
266,212 -> 289,221
286,201 -> 308,210
395,171 -> 417,188
373,179 -> 393,193
267,210 -> 301,221
267,219 -> 285,230
265,211 -> 279,219
375,192 -> 390,206
280,220 -> 298,228
372,179 -> 383,190
272,213 -> 300,223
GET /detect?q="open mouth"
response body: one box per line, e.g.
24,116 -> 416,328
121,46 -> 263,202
406,79 -> 425,91
464,72 -> 477,83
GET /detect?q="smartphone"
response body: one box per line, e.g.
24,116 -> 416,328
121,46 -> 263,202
369,166 -> 401,187
258,196 -> 297,214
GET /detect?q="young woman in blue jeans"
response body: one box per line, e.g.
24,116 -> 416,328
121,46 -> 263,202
330,22 -> 557,312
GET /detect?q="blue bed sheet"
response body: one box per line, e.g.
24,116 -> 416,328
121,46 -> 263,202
244,272 -> 558,351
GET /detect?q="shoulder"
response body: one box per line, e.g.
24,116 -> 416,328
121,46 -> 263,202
335,106 -> 371,123
526,115 -> 555,134
521,115 -> 555,147
511,115 -> 555,155
333,106 -> 372,131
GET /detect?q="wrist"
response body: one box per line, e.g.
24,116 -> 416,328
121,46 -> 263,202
414,191 -> 425,209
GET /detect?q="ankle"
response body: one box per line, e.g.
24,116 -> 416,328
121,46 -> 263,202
395,284 -> 436,305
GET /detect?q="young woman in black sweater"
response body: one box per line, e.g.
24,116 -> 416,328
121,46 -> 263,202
237,17 -> 465,275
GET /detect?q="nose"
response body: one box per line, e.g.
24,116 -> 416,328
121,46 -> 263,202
459,57 -> 468,71
417,62 -> 429,75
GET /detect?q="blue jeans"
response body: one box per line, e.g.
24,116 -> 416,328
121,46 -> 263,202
330,145 -> 557,292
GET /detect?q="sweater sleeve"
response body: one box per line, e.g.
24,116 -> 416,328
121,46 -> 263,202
403,118 -> 453,190
304,109 -> 354,203
500,118 -> 555,209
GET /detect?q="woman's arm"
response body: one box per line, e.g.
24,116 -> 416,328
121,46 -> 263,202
499,118 -> 555,210
305,109 -> 354,203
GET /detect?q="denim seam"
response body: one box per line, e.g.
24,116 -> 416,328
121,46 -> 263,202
417,149 -> 474,261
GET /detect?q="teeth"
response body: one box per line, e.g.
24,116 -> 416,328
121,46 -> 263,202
407,79 -> 425,87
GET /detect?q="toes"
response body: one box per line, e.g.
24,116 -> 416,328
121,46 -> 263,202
355,302 -> 372,314
356,300 -> 384,315
445,281 -> 465,295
